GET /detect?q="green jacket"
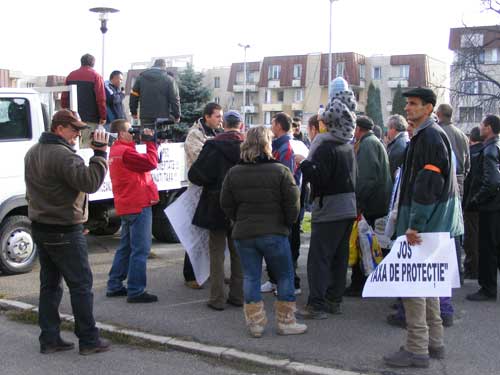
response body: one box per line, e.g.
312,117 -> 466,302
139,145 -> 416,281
356,132 -> 392,219
220,158 -> 299,240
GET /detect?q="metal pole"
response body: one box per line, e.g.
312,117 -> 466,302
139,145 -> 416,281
328,0 -> 333,92
102,33 -> 105,78
243,47 -> 247,121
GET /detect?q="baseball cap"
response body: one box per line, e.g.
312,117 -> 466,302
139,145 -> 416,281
223,110 -> 243,123
52,109 -> 89,129
402,87 -> 437,107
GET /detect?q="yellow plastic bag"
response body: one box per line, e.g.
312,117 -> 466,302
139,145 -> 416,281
348,219 -> 359,266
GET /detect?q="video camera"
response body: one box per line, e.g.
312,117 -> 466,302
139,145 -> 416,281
131,117 -> 177,143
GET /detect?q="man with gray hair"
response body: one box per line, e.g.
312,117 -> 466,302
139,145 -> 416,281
386,114 -> 410,180
130,58 -> 181,130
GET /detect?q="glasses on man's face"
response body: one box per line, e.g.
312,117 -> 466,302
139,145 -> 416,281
68,124 -> 82,133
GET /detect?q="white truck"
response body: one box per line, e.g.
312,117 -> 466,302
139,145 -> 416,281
0,87 -> 187,275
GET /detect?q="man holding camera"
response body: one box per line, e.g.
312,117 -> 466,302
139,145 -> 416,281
25,109 -> 110,355
106,119 -> 160,303
129,58 -> 180,129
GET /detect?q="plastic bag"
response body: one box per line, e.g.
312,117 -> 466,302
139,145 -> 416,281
358,215 -> 384,276
348,219 -> 359,266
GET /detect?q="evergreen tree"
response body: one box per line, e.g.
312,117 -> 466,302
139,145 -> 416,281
391,84 -> 406,116
177,64 -> 211,125
366,82 -> 384,127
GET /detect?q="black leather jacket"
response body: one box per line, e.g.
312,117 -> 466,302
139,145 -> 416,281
471,135 -> 500,211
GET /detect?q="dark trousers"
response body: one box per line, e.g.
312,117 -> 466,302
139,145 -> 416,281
463,211 -> 479,276
183,253 -> 196,282
34,229 -> 99,348
478,211 -> 500,296
267,222 -> 301,289
307,219 -> 353,309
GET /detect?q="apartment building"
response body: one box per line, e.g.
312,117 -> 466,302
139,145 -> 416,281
449,25 -> 500,133
203,66 -> 232,110
222,52 -> 446,127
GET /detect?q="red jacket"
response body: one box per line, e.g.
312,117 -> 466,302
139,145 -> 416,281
109,139 -> 159,216
61,66 -> 106,123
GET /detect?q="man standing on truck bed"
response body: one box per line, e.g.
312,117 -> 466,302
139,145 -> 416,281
24,109 -> 111,356
61,53 -> 107,148
129,58 -> 181,129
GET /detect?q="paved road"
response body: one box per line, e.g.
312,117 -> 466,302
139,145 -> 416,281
0,314 -> 263,375
1,233 -> 499,375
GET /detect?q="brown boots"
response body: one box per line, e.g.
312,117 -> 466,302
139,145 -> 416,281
244,301 -> 268,338
275,301 -> 307,335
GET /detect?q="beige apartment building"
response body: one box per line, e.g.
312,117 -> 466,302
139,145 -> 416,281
449,25 -> 500,133
206,52 -> 447,127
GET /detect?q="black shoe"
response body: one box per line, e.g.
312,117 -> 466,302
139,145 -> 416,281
297,305 -> 328,320
106,287 -> 127,297
127,292 -> 158,303
79,338 -> 111,356
429,345 -> 445,359
387,313 -> 406,328
343,286 -> 362,297
324,300 -> 342,315
441,315 -> 453,327
226,298 -> 243,307
40,338 -> 75,354
466,289 -> 496,302
207,302 -> 224,311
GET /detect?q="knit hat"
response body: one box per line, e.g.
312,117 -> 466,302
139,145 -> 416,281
320,78 -> 357,143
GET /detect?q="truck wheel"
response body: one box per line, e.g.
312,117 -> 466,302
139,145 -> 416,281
152,205 -> 179,243
0,216 -> 37,275
89,220 -> 121,236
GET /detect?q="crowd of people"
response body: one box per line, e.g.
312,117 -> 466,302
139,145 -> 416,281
24,54 -> 500,369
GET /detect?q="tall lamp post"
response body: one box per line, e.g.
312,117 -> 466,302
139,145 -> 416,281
328,0 -> 339,93
89,7 -> 119,78
238,43 -> 250,121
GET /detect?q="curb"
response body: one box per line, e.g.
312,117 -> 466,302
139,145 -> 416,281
0,298 -> 364,375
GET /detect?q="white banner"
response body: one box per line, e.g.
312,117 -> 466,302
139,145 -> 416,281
362,232 -> 460,298
164,185 -> 210,285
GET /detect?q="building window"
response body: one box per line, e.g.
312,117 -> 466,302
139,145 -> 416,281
265,112 -> 271,125
359,64 -> 366,80
462,81 -> 480,94
487,48 -> 499,64
245,93 -> 252,106
0,98 -> 31,140
460,33 -> 484,48
214,76 -> 220,88
294,89 -> 304,102
336,62 -> 345,77
269,65 -> 281,80
293,64 -> 302,79
245,114 -> 254,125
400,65 -> 410,79
373,66 -> 382,80
214,96 -> 220,104
277,90 -> 284,102
265,89 -> 271,104
459,107 -> 483,123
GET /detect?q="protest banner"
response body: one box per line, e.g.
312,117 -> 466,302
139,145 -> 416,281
362,232 -> 460,298
165,185 -> 210,285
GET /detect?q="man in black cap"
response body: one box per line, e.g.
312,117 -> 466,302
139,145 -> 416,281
130,58 -> 181,129
383,88 -> 463,368
345,115 -> 392,297
25,109 -> 111,355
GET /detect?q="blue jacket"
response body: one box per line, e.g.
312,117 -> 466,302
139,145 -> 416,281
272,134 -> 300,185
105,81 -> 125,123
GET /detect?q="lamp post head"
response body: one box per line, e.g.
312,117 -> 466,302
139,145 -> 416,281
90,7 -> 119,35
238,43 -> 250,49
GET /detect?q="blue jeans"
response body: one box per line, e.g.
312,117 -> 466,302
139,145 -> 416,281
235,235 -> 295,303
34,227 -> 99,348
107,206 -> 152,297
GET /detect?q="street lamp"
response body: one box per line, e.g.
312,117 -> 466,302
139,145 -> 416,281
328,0 -> 339,93
238,43 -> 250,121
89,7 -> 119,78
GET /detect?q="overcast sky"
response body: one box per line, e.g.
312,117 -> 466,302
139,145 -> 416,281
1,0 -> 498,78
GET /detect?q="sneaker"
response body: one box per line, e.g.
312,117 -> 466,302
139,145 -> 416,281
296,305 -> 328,320
127,292 -> 158,303
106,287 -> 127,297
383,347 -> 429,368
441,315 -> 453,327
429,345 -> 445,359
184,280 -> 202,289
466,289 -> 497,302
40,338 -> 75,354
387,313 -> 406,328
79,338 -> 111,356
260,281 -> 276,293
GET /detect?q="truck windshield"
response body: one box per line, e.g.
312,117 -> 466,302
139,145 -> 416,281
0,98 -> 31,140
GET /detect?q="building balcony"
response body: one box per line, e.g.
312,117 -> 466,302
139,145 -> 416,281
241,105 -> 258,114
387,78 -> 409,88
268,80 -> 280,88
292,79 -> 302,87
291,102 -> 303,111
233,84 -> 258,92
261,103 -> 283,112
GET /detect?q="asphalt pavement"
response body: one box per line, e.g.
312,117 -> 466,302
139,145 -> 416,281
1,233 -> 499,375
